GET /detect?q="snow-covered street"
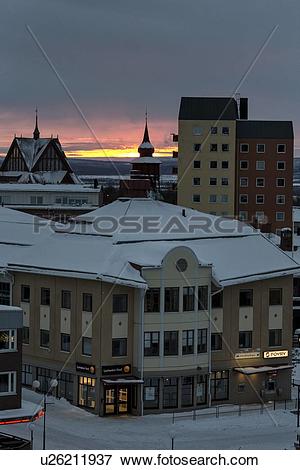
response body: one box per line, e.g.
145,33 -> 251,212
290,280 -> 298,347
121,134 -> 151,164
0,388 -> 298,450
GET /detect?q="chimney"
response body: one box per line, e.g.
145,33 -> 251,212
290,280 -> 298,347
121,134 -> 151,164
280,228 -> 293,251
239,98 -> 248,120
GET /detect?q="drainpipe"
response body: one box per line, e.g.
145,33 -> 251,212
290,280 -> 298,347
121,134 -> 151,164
208,286 -> 224,408
139,286 -> 147,417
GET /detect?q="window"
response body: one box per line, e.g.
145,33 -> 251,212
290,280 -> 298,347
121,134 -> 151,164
181,376 -> 194,407
239,331 -> 252,349
22,364 -> 32,387
196,375 -> 207,404
212,291 -> 223,308
210,161 -> 218,169
240,194 -> 248,204
240,144 -> 249,153
193,127 -> 202,136
22,327 -> 29,344
164,287 -> 179,312
21,285 -> 30,303
222,144 -> 229,152
276,195 -> 285,205
145,288 -> 160,313
144,332 -> 160,356
222,127 -> 229,135
240,177 -> 248,187
221,194 -> 228,203
61,290 -> 71,309
277,144 -> 286,153
222,161 -> 229,169
198,286 -> 208,310
163,377 -> 178,408
113,294 -> 128,313
40,329 -> 50,348
269,329 -> 282,347
193,177 -> 200,186
41,288 -> 50,306
82,336 -> 92,356
239,289 -> 253,307
256,161 -> 265,170
144,377 -> 159,409
0,282 -> 10,305
240,160 -> 248,170
257,144 -> 265,153
112,338 -> 127,356
0,329 -> 16,351
210,177 -> 217,185
78,376 -> 96,409
256,178 -> 265,187
276,178 -> 285,187
277,161 -> 285,170
211,370 -> 229,401
211,127 -> 218,134
164,331 -> 178,356
221,177 -> 228,186
256,211 -> 265,222
239,211 -> 248,221
211,333 -> 222,351
210,144 -> 218,152
197,328 -> 207,353
183,287 -> 195,311
276,212 -> 285,221
269,288 -> 282,305
61,333 -> 70,352
0,372 -> 16,396
193,161 -> 201,169
30,196 -> 43,205
182,330 -> 194,355
209,194 -> 217,203
194,143 -> 201,152
193,194 -> 201,203
256,194 -> 264,204
82,293 -> 93,312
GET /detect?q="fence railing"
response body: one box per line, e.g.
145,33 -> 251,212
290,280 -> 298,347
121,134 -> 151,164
172,399 -> 298,423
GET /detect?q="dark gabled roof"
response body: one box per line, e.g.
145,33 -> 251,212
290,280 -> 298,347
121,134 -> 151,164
179,97 -> 239,120
237,120 -> 294,139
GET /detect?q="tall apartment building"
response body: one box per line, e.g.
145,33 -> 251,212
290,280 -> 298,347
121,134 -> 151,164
177,97 -> 293,234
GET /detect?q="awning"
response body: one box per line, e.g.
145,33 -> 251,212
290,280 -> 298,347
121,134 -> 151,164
234,364 -> 294,376
102,377 -> 144,385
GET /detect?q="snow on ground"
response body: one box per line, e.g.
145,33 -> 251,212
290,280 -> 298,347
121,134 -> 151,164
0,389 -> 298,450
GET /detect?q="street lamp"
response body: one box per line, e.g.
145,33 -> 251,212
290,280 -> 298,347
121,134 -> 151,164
32,378 -> 58,450
169,429 -> 176,450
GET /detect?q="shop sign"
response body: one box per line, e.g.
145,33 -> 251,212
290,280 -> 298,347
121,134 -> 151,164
76,362 -> 96,374
263,350 -> 289,359
235,352 -> 261,360
102,364 -> 131,376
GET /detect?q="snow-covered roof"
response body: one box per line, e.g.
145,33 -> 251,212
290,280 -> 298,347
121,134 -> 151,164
0,183 -> 99,193
16,137 -> 51,170
2,198 -> 299,288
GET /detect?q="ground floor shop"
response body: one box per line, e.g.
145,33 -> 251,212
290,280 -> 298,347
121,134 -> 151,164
21,359 -> 293,416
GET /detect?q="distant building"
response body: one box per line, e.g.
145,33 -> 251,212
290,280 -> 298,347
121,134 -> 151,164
176,96 -> 293,234
119,118 -> 161,198
0,112 -> 79,184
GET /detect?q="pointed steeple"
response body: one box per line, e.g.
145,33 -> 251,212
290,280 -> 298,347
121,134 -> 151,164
138,110 -> 154,157
33,108 -> 40,140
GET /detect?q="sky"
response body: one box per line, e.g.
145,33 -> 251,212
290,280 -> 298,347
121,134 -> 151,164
0,0 -> 300,158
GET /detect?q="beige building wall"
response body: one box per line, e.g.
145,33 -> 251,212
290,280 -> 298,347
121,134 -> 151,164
177,119 -> 236,216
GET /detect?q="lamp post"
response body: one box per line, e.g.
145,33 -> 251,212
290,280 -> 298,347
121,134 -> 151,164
32,378 -> 58,450
169,429 -> 176,450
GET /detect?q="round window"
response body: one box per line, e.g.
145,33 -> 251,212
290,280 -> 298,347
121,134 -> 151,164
176,258 -> 188,272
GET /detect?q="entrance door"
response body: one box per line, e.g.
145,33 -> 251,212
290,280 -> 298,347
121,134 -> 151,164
104,386 -> 130,415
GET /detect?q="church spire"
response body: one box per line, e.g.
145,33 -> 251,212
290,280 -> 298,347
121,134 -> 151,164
138,110 -> 154,157
33,108 -> 40,140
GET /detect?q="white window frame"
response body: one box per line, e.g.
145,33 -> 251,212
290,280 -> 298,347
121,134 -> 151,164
0,329 -> 16,352
276,178 -> 285,188
221,177 -> 229,186
240,177 -> 248,187
239,211 -> 248,221
222,144 -> 229,152
0,371 -> 16,396
192,194 -> 201,203
193,177 -> 201,186
276,195 -> 285,205
256,194 -> 264,204
240,143 -> 249,153
276,211 -> 285,221
209,177 -> 217,186
256,160 -> 265,170
193,161 -> 201,169
209,194 -> 217,203
256,177 -> 265,187
240,160 -> 248,170
240,194 -> 248,204
222,127 -> 230,135
210,127 -> 218,135
277,144 -> 286,154
277,161 -> 285,170
209,161 -> 218,169
256,211 -> 265,222
256,144 -> 265,153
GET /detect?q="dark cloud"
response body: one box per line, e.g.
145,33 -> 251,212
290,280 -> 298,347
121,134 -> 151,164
0,0 -> 300,147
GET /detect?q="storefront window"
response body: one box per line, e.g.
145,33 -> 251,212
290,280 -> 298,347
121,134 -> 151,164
163,377 -> 178,408
144,377 -> 159,409
181,376 -> 193,407
58,372 -> 74,402
78,376 -> 96,408
37,367 -> 53,394
22,364 -> 33,386
196,375 -> 207,405
211,370 -> 229,401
